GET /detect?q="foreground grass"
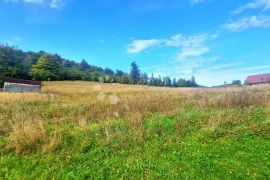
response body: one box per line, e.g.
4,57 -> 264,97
0,82 -> 270,179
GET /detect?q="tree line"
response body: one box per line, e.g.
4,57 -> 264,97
0,44 -> 199,87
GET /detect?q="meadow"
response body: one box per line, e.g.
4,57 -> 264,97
0,81 -> 270,179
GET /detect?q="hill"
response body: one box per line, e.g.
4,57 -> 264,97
0,45 -> 198,88
0,82 -> 270,179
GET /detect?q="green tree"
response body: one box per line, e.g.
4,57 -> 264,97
190,76 -> 198,87
158,75 -> 163,86
62,67 -> 83,80
232,80 -> 241,86
177,78 -> 187,87
0,45 -> 31,85
0,45 -> 205,88
172,78 -> 177,87
104,68 -> 115,76
149,73 -> 154,86
115,70 -> 124,77
80,59 -> 90,72
31,54 -> 61,81
130,61 -> 141,84
163,76 -> 172,87
141,73 -> 149,85
122,73 -> 131,84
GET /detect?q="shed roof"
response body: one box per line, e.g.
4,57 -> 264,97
245,73 -> 270,85
5,77 -> 41,86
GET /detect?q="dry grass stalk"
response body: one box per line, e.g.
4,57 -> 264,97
0,81 -> 269,154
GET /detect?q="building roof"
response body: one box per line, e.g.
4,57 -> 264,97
5,77 -> 41,86
245,73 -> 270,85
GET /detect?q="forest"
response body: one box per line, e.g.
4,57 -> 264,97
0,44 -> 198,88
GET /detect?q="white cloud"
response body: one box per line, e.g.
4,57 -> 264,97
165,34 -> 183,47
225,15 -> 270,31
233,0 -> 270,14
2,0 -> 63,8
127,33 -> 214,78
173,34 -> 210,61
176,46 -> 209,60
127,33 -> 211,56
138,33 -> 216,78
126,39 -> 162,54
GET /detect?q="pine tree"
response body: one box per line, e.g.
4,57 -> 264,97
172,78 -> 177,87
190,76 -> 198,87
80,59 -> 90,71
130,61 -> 141,84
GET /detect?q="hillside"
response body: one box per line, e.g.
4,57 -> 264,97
0,82 -> 270,179
0,45 -> 198,88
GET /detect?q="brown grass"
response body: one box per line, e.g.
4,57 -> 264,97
0,81 -> 269,153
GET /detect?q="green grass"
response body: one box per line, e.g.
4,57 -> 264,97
1,107 -> 270,179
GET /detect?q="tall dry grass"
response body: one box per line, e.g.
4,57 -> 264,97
0,81 -> 269,153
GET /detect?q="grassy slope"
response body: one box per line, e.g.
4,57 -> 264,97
0,82 -> 270,179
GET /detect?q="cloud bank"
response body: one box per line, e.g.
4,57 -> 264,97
233,0 -> 270,14
225,15 -> 270,31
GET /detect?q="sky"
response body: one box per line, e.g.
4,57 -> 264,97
0,0 -> 270,86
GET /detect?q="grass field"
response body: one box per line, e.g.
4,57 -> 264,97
0,81 -> 270,179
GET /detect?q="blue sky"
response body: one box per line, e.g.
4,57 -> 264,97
0,0 -> 270,86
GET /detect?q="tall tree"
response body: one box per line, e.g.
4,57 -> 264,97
141,73 -> 149,85
158,75 -> 163,86
190,76 -> 198,87
149,73 -> 154,86
163,76 -> 172,87
115,69 -> 124,77
115,70 -> 125,83
122,73 -> 131,84
31,54 -> 61,81
0,45 -> 29,85
130,61 -> 141,84
80,59 -> 90,71
104,68 -> 115,76
172,78 -> 177,87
